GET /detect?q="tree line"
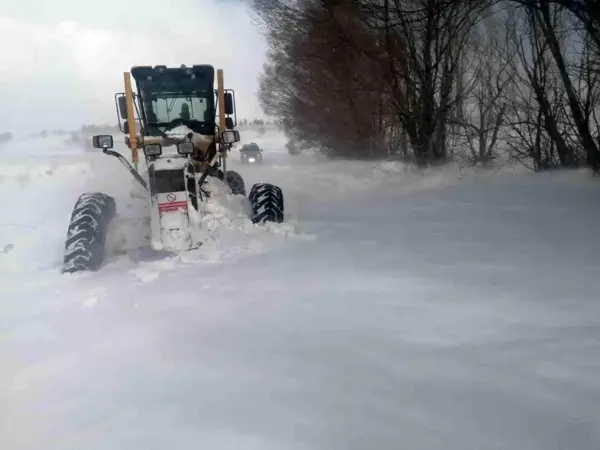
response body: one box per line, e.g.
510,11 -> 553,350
252,0 -> 600,171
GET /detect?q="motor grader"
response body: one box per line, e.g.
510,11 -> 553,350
62,64 -> 284,273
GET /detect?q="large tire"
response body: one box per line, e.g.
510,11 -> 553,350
225,170 -> 246,196
62,192 -> 117,273
248,183 -> 284,224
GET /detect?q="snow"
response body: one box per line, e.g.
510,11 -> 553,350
2,129 -> 600,450
165,125 -> 214,149
151,155 -> 189,170
164,124 -> 195,139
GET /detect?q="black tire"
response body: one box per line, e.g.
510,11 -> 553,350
248,183 -> 284,224
225,170 -> 246,196
62,192 -> 117,273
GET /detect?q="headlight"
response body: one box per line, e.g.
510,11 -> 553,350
144,143 -> 162,156
177,142 -> 194,155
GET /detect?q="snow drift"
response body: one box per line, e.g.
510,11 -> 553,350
1,131 -> 600,450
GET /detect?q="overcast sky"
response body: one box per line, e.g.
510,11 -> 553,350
0,0 -> 267,135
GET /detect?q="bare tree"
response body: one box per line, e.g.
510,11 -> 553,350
504,5 -> 580,169
350,0 -> 492,165
251,0 -> 600,171
451,9 -> 514,164
255,0 -> 392,158
507,0 -> 600,170
535,2 -> 599,169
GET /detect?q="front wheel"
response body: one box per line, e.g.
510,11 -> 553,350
62,192 -> 117,273
249,183 -> 284,224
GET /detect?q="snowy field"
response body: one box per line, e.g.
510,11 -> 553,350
1,130 -> 600,450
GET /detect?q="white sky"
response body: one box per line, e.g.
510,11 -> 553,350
0,0 -> 267,135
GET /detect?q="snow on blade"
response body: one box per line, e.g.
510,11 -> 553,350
164,125 -> 195,139
124,175 -> 310,280
164,125 -> 213,149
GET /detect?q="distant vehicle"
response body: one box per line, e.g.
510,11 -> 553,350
240,142 -> 263,164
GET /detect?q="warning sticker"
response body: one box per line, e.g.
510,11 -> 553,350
158,201 -> 188,212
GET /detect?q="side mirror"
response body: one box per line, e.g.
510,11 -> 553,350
221,130 -> 240,144
225,117 -> 234,130
117,95 -> 128,120
123,120 -> 129,135
224,92 -> 234,116
92,134 -> 114,149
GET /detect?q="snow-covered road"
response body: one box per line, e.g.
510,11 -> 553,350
1,132 -> 600,450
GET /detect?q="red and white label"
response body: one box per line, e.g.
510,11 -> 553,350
159,201 -> 187,212
158,192 -> 188,213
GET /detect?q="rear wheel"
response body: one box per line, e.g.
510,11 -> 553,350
225,170 -> 246,196
62,192 -> 117,273
249,183 -> 284,224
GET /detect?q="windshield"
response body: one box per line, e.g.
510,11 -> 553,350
141,91 -> 214,136
131,65 -> 216,135
150,95 -> 209,123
